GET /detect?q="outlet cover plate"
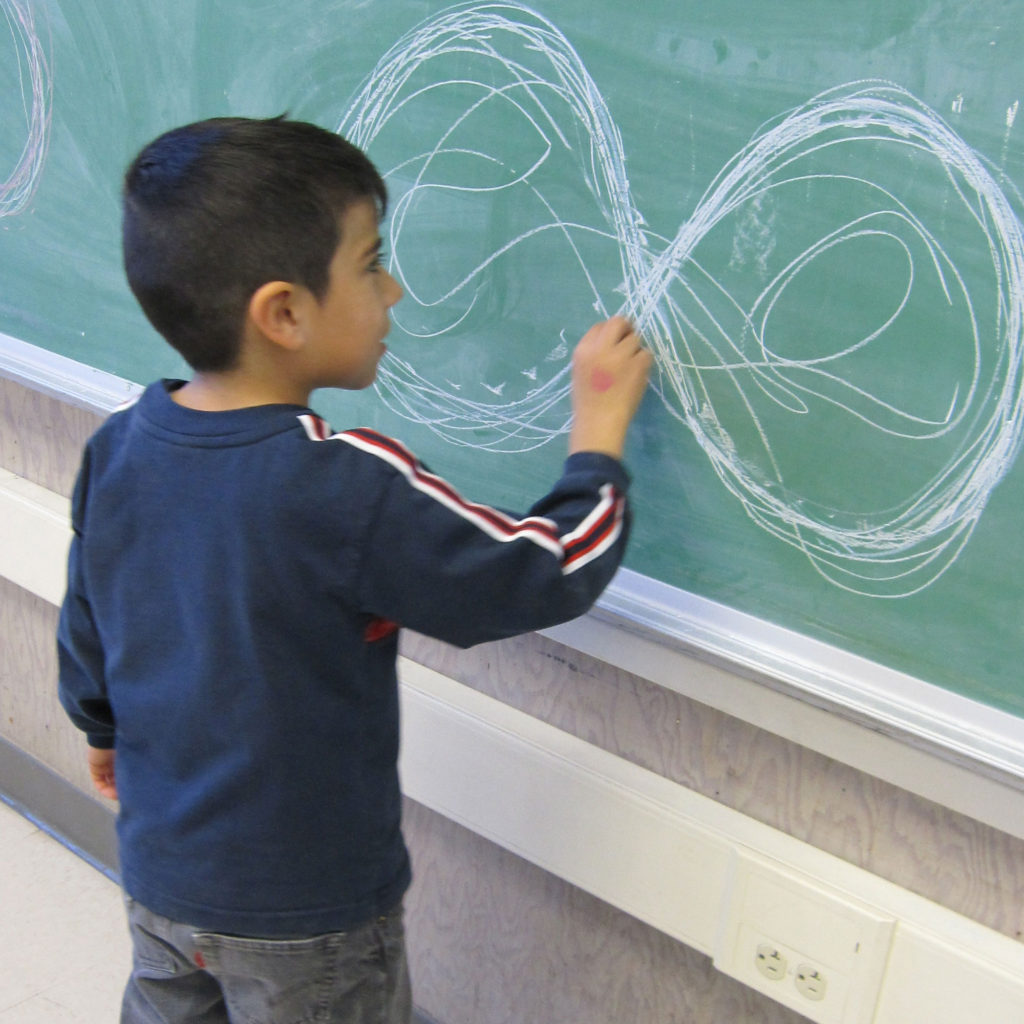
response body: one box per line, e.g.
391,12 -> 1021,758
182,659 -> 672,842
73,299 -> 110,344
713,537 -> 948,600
714,851 -> 895,1024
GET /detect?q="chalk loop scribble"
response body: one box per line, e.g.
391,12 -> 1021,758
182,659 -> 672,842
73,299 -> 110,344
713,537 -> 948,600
1,0 -> 51,218
340,2 -> 1024,597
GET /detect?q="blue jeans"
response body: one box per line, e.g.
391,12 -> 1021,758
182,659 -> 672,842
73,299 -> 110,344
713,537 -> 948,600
121,896 -> 412,1024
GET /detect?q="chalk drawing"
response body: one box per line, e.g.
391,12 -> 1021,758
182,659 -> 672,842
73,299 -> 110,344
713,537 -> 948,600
0,0 -> 50,218
341,2 -> 1024,597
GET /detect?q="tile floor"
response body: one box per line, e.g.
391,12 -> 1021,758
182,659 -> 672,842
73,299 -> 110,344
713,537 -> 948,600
0,798 -> 130,1022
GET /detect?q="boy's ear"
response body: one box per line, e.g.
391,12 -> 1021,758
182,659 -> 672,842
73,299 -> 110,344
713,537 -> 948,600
246,280 -> 310,351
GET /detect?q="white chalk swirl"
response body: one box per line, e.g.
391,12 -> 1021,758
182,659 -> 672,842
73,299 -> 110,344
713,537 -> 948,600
340,2 -> 1024,597
1,0 -> 50,218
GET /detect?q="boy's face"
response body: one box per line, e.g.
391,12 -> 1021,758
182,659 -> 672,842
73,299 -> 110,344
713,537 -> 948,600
301,198 -> 403,391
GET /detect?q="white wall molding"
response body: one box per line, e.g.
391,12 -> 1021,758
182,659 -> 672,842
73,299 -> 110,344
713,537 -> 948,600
0,468 -> 72,606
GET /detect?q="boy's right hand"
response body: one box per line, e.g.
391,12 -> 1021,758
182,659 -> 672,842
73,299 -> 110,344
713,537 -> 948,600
569,316 -> 652,458
87,746 -> 119,801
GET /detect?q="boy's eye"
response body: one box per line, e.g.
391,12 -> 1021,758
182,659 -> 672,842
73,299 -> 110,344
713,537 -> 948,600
370,250 -> 387,271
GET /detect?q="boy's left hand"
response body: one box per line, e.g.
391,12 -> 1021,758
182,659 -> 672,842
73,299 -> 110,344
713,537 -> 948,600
86,746 -> 119,800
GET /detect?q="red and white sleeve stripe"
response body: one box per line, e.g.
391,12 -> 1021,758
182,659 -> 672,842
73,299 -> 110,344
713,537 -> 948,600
298,416 -> 625,575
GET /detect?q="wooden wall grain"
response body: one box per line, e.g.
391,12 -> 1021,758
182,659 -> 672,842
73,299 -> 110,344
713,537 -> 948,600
0,378 -> 101,497
2,376 -> 1021,1024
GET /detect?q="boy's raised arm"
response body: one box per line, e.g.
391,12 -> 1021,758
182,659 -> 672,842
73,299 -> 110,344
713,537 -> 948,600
568,315 -> 652,459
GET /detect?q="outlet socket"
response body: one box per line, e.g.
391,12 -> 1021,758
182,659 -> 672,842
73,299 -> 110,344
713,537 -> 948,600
796,963 -> 828,1002
756,943 -> 788,981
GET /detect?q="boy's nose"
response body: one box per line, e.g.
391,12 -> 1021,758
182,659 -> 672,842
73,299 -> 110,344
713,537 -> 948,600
386,271 -> 403,307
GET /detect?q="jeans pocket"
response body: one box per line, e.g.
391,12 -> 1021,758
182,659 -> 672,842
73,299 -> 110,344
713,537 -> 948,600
193,931 -> 345,1023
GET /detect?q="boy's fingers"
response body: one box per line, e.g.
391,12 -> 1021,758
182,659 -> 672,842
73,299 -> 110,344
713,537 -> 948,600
605,315 -> 632,339
579,316 -> 642,356
86,747 -> 119,800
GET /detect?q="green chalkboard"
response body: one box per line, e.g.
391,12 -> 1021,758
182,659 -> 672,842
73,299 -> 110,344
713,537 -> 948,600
3,1 -> 1023,717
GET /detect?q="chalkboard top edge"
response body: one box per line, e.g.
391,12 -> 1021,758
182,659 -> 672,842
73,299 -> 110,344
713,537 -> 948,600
0,332 -> 142,415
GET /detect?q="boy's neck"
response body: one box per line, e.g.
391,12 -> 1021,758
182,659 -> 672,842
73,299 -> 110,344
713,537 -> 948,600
171,373 -> 311,412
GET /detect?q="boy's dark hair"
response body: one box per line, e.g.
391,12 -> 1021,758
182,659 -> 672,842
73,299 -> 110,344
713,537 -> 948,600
122,116 -> 388,371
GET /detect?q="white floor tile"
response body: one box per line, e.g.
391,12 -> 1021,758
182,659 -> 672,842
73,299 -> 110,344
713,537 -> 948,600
0,800 -> 129,1022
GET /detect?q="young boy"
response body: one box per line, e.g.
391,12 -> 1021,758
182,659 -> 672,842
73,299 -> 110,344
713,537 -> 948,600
57,116 -> 650,1024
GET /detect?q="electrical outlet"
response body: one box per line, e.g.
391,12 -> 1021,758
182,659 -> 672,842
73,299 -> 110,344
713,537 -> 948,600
714,852 -> 895,1024
796,963 -> 828,1002
756,943 -> 788,981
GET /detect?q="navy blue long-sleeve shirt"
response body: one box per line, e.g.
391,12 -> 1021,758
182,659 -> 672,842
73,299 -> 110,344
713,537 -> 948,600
57,380 -> 631,937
